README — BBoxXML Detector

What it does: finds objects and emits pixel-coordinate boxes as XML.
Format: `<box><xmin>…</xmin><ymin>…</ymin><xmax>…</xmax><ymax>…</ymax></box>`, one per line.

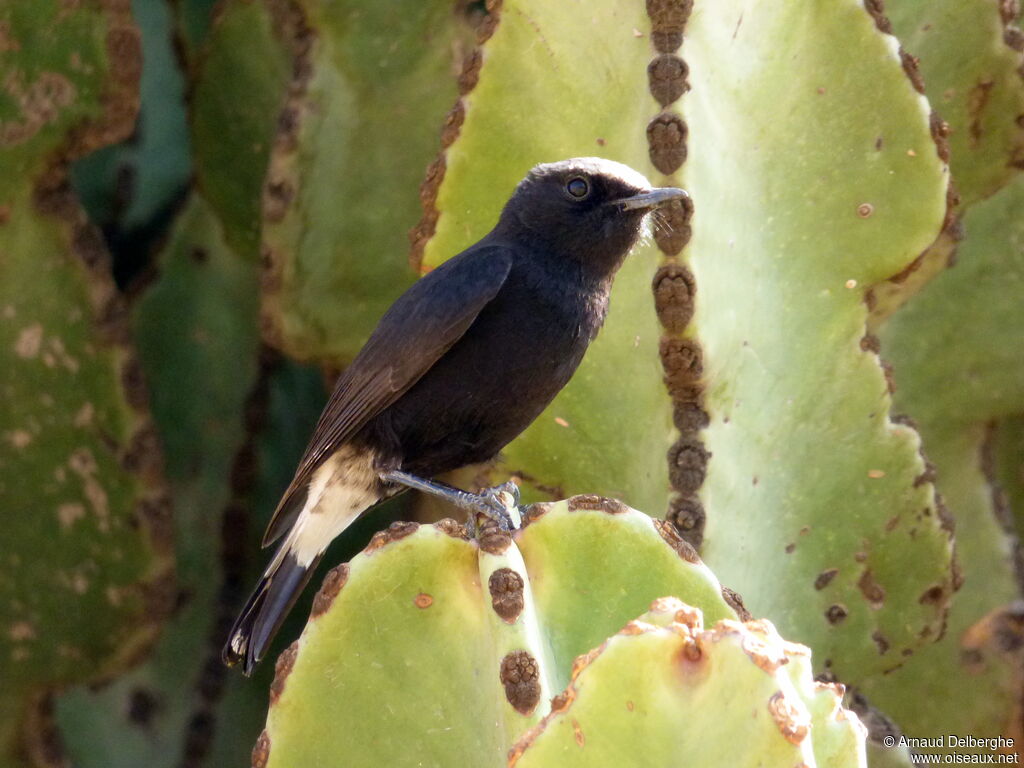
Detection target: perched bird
<box><xmin>224</xmin><ymin>157</ymin><xmax>688</xmax><ymax>674</ymax></box>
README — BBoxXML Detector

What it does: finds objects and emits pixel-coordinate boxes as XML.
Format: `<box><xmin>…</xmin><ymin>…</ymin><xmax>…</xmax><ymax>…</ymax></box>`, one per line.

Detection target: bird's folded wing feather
<box><xmin>261</xmin><ymin>245</ymin><xmax>514</xmax><ymax>546</ymax></box>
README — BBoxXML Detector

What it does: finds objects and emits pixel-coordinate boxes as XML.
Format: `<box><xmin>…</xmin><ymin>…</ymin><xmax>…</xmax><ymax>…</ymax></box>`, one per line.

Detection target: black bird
<box><xmin>224</xmin><ymin>157</ymin><xmax>688</xmax><ymax>674</ymax></box>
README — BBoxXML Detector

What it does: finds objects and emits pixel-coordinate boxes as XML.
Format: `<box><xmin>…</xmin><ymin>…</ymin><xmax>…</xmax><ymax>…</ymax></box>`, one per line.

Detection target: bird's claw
<box><xmin>491</xmin><ymin>480</ymin><xmax>521</xmax><ymax>506</ymax></box>
<box><xmin>473</xmin><ymin>482</ymin><xmax>520</xmax><ymax>532</ymax></box>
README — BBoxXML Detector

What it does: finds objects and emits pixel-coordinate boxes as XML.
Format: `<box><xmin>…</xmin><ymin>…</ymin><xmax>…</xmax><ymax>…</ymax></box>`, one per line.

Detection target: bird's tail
<box><xmin>222</xmin><ymin>544</ymin><xmax>324</xmax><ymax>676</ymax></box>
<box><xmin>224</xmin><ymin>447</ymin><xmax>384</xmax><ymax>674</ymax></box>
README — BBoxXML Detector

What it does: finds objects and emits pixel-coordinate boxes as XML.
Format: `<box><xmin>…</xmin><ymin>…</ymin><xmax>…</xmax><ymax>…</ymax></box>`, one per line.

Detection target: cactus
<box><xmin>844</xmin><ymin>0</ymin><xmax>1024</xmax><ymax>756</ymax></box>
<box><xmin>672</xmin><ymin>0</ymin><xmax>957</xmax><ymax>685</ymax></box>
<box><xmin>70</xmin><ymin>0</ymin><xmax>192</xmax><ymax>271</ymax></box>
<box><xmin>53</xmin><ymin>0</ymin><xmax>292</xmax><ymax>763</ymax></box>
<box><xmin>855</xmin><ymin>170</ymin><xmax>1024</xmax><ymax>759</ymax></box>
<box><xmin>0</xmin><ymin>0</ymin><xmax>174</xmax><ymax>763</ymax></box>
<box><xmin>4</xmin><ymin>0</ymin><xmax>1024</xmax><ymax>764</ymax></box>
<box><xmin>257</xmin><ymin>498</ymin><xmax>759</xmax><ymax>766</ymax></box>
<box><xmin>886</xmin><ymin>0</ymin><xmax>1024</xmax><ymax>207</ymax></box>
<box><xmin>54</xmin><ymin>193</ymin><xmax>263</xmax><ymax>767</ymax></box>
<box><xmin>996</xmin><ymin>414</ymin><xmax>1024</xmax><ymax>538</ymax></box>
<box><xmin>509</xmin><ymin>598</ymin><xmax>865</xmax><ymax>768</ymax></box>
<box><xmin>258</xmin><ymin>0</ymin><xmax>477</xmax><ymax>364</ymax></box>
<box><xmin>866</xmin><ymin>0</ymin><xmax>1024</xmax><ymax>322</ymax></box>
<box><xmin>190</xmin><ymin>0</ymin><xmax>290</xmax><ymax>254</ymax></box>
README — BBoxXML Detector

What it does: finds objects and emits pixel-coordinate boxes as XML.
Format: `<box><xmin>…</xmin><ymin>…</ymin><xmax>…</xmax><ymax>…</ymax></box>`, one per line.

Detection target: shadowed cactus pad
<box><xmin>257</xmin><ymin>498</ymin><xmax>749</xmax><ymax>766</ymax></box>
<box><xmin>0</xmin><ymin>0</ymin><xmax>174</xmax><ymax>762</ymax></box>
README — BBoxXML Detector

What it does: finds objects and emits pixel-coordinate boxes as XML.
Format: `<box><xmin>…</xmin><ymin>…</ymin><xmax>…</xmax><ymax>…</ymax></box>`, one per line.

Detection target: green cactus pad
<box><xmin>0</xmin><ymin>0</ymin><xmax>173</xmax><ymax>761</ymax></box>
<box><xmin>259</xmin><ymin>0</ymin><xmax>475</xmax><ymax>364</ymax></box>
<box><xmin>416</xmin><ymin>0</ymin><xmax>673</xmax><ymax>515</ymax></box>
<box><xmin>681</xmin><ymin>0</ymin><xmax>955</xmax><ymax>681</ymax></box>
<box><xmin>868</xmin><ymin>0</ymin><xmax>1024</xmax><ymax>323</ymax></box>
<box><xmin>0</xmin><ymin>0</ymin><xmax>138</xmax><ymax>195</ymax></box>
<box><xmin>190</xmin><ymin>0</ymin><xmax>290</xmax><ymax>255</ymax></box>
<box><xmin>886</xmin><ymin>0</ymin><xmax>1024</xmax><ymax>207</ymax></box>
<box><xmin>509</xmin><ymin>598</ymin><xmax>866</xmax><ymax>768</ymax></box>
<box><xmin>517</xmin><ymin>499</ymin><xmax>737</xmax><ymax>682</ymax></box>
<box><xmin>855</xmin><ymin>425</ymin><xmax>1022</xmax><ymax>761</ymax></box>
<box><xmin>260</xmin><ymin>499</ymin><xmax>740</xmax><ymax>766</ymax></box>
<box><xmin>855</xmin><ymin>167</ymin><xmax>1024</xmax><ymax>758</ymax></box>
<box><xmin>54</xmin><ymin>192</ymin><xmax>262</xmax><ymax>767</ymax></box>
<box><xmin>0</xmin><ymin>195</ymin><xmax>173</xmax><ymax>764</ymax></box>
<box><xmin>879</xmin><ymin>174</ymin><xmax>1024</xmax><ymax>429</ymax></box>
<box><xmin>54</xmin><ymin>0</ymin><xmax>292</xmax><ymax>754</ymax></box>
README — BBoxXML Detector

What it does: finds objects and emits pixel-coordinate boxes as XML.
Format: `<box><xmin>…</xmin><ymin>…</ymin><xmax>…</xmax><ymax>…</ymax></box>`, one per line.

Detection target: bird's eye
<box><xmin>566</xmin><ymin>177</ymin><xmax>590</xmax><ymax>199</ymax></box>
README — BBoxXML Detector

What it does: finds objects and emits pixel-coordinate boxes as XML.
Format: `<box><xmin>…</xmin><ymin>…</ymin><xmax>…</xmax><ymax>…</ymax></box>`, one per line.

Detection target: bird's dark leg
<box><xmin>379</xmin><ymin>470</ymin><xmax>517</xmax><ymax>531</ymax></box>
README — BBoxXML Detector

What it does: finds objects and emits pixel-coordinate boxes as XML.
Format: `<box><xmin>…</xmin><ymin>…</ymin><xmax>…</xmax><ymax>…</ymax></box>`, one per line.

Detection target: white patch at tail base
<box><xmin>282</xmin><ymin>446</ymin><xmax>380</xmax><ymax>567</ymax></box>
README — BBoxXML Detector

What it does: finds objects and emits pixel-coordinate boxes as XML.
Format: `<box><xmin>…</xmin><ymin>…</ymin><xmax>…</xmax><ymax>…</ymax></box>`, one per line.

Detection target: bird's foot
<box><xmin>489</xmin><ymin>480</ymin><xmax>521</xmax><ymax>508</ymax></box>
<box><xmin>379</xmin><ymin>469</ymin><xmax>520</xmax><ymax>532</ymax></box>
<box><xmin>472</xmin><ymin>482</ymin><xmax>520</xmax><ymax>532</ymax></box>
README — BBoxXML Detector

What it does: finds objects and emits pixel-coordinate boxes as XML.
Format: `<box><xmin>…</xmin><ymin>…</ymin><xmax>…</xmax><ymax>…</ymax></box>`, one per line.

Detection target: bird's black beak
<box><xmin>616</xmin><ymin>187</ymin><xmax>689</xmax><ymax>211</ymax></box>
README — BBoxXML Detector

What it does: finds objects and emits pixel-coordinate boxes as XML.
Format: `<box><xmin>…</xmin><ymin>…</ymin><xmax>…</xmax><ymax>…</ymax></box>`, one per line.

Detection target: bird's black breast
<box><xmin>366</xmin><ymin>252</ymin><xmax>609</xmax><ymax>477</ymax></box>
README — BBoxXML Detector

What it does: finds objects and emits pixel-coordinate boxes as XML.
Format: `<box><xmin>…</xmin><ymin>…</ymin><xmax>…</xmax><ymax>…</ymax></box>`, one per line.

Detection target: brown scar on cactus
<box><xmin>918</xmin><ymin>584</ymin><xmax>945</xmax><ymax>605</ymax></box>
<box><xmin>19</xmin><ymin>693</ymin><xmax>67</xmax><ymax>768</ymax></box>
<box><xmin>647</xmin><ymin>111</ymin><xmax>688</xmax><ymax>175</ymax></box>
<box><xmin>872</xmin><ymin>630</ymin><xmax>891</xmax><ymax>654</ymax></box>
<box><xmin>433</xmin><ymin>517</ymin><xmax>470</xmax><ymax>540</ymax></box>
<box><xmin>646</xmin><ymin>0</ymin><xmax>693</xmax><ymax>53</ymax></box>
<box><xmin>364</xmin><ymin>521</ymin><xmax>420</xmax><ymax>553</ymax></box>
<box><xmin>311</xmin><ymin>563</ymin><xmax>349</xmax><ymax>618</ymax></box>
<box><xmin>767</xmin><ymin>690</ymin><xmax>811</xmax><ymax>745</ymax></box>
<box><xmin>660</xmin><ymin>337</ymin><xmax>703</xmax><ymax>394</ymax></box>
<box><xmin>488</xmin><ymin>567</ymin><xmax>525</xmax><ymax>622</ymax></box>
<box><xmin>667</xmin><ymin>494</ymin><xmax>705</xmax><ymax>549</ymax></box>
<box><xmin>667</xmin><ymin>438</ymin><xmax>709</xmax><ymax>495</ymax></box>
<box><xmin>520</xmin><ymin>501</ymin><xmax>557</xmax><ymax>527</ymax></box>
<box><xmin>653</xmin><ymin>518</ymin><xmax>701</xmax><ymax>564</ymax></box>
<box><xmin>673</xmin><ymin>401</ymin><xmax>709</xmax><ymax>432</ymax></box>
<box><xmin>815</xmin><ymin>569</ymin><xmax>839</xmax><ymax>590</ymax></box>
<box><xmin>648</xmin><ymin>53</ymin><xmax>689</xmax><ymax>107</ymax></box>
<box><xmin>857</xmin><ymin>569</ymin><xmax>886</xmax><ymax>608</ymax></box>
<box><xmin>251</xmin><ymin>730</ymin><xmax>271</xmax><ymax>768</ymax></box>
<box><xmin>269</xmin><ymin>641</ymin><xmax>298</xmax><ymax>705</ymax></box>
<box><xmin>477</xmin><ymin>515</ymin><xmax>513</xmax><ymax>555</ymax></box>
<box><xmin>721</xmin><ymin>586</ymin><xmax>753</xmax><ymax>621</ymax></box>
<box><xmin>826</xmin><ymin>604</ymin><xmax>849</xmax><ymax>625</ymax></box>
<box><xmin>652</xmin><ymin>196</ymin><xmax>693</xmax><ymax>255</ymax></box>
<box><xmin>967</xmin><ymin>80</ymin><xmax>995</xmax><ymax>147</ymax></box>
<box><xmin>565</xmin><ymin>494</ymin><xmax>627</xmax><ymax>514</ymax></box>
<box><xmin>500</xmin><ymin>650</ymin><xmax>542</xmax><ymax>715</ymax></box>
<box><xmin>652</xmin><ymin>263</ymin><xmax>695</xmax><ymax>333</ymax></box>
<box><xmin>899</xmin><ymin>49</ymin><xmax>926</xmax><ymax>95</ymax></box>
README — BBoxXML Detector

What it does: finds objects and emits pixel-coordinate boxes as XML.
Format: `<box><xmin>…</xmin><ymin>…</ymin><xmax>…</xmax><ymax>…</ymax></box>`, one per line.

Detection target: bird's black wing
<box><xmin>261</xmin><ymin>245</ymin><xmax>513</xmax><ymax>546</ymax></box>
